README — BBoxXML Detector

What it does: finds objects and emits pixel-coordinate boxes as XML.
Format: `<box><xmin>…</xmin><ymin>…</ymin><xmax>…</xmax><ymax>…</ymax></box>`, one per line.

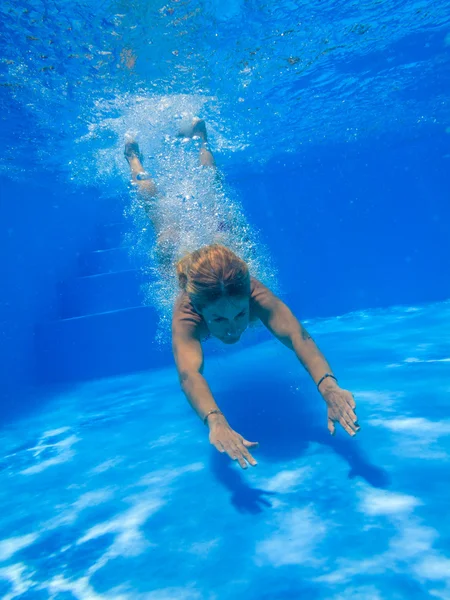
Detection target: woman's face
<box><xmin>201</xmin><ymin>295</ymin><xmax>250</xmax><ymax>344</ymax></box>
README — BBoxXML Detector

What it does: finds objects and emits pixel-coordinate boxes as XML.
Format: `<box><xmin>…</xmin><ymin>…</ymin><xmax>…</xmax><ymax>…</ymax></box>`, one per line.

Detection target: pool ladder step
<box><xmin>35</xmin><ymin>306</ymin><xmax>168</xmax><ymax>384</ymax></box>
<box><xmin>79</xmin><ymin>246</ymin><xmax>135</xmax><ymax>276</ymax></box>
<box><xmin>60</xmin><ymin>269</ymin><xmax>147</xmax><ymax>318</ymax></box>
<box><xmin>35</xmin><ymin>221</ymin><xmax>171</xmax><ymax>384</ymax></box>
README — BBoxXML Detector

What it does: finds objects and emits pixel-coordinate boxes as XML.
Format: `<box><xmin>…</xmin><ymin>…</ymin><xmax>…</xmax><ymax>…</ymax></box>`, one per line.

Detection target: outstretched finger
<box><xmin>242</xmin><ymin>439</ymin><xmax>259</xmax><ymax>448</ymax></box>
<box><xmin>235</xmin><ymin>452</ymin><xmax>249</xmax><ymax>469</ymax></box>
<box><xmin>232</xmin><ymin>443</ymin><xmax>252</xmax><ymax>469</ymax></box>
<box><xmin>328</xmin><ymin>417</ymin><xmax>336</xmax><ymax>436</ymax></box>
<box><xmin>348</xmin><ymin>393</ymin><xmax>356</xmax><ymax>410</ymax></box>
<box><xmin>229</xmin><ymin>441</ymin><xmax>252</xmax><ymax>469</ymax></box>
<box><xmin>340</xmin><ymin>416</ymin><xmax>358</xmax><ymax>437</ymax></box>
<box><xmin>341</xmin><ymin>409</ymin><xmax>360</xmax><ymax>433</ymax></box>
<box><xmin>213</xmin><ymin>440</ymin><xmax>226</xmax><ymax>453</ymax></box>
<box><xmin>223</xmin><ymin>442</ymin><xmax>237</xmax><ymax>458</ymax></box>
<box><xmin>224</xmin><ymin>443</ymin><xmax>247</xmax><ymax>469</ymax></box>
<box><xmin>344</xmin><ymin>406</ymin><xmax>359</xmax><ymax>426</ymax></box>
<box><xmin>241</xmin><ymin>446</ymin><xmax>258</xmax><ymax>467</ymax></box>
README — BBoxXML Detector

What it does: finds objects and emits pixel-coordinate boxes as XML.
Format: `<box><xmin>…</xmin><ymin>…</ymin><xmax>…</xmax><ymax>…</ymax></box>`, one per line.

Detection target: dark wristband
<box><xmin>203</xmin><ymin>409</ymin><xmax>223</xmax><ymax>426</ymax></box>
<box><xmin>317</xmin><ymin>373</ymin><xmax>338</xmax><ymax>390</ymax></box>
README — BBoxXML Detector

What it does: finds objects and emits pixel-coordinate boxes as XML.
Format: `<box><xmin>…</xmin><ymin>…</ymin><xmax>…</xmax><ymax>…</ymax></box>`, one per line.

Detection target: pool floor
<box><xmin>1</xmin><ymin>302</ymin><xmax>449</xmax><ymax>599</ymax></box>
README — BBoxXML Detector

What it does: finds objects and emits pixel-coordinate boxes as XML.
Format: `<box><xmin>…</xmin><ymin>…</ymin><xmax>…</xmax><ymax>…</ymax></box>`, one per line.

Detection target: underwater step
<box><xmin>79</xmin><ymin>247</ymin><xmax>139</xmax><ymax>277</ymax></box>
<box><xmin>61</xmin><ymin>269</ymin><xmax>148</xmax><ymax>318</ymax></box>
<box><xmin>35</xmin><ymin>306</ymin><xmax>170</xmax><ymax>384</ymax></box>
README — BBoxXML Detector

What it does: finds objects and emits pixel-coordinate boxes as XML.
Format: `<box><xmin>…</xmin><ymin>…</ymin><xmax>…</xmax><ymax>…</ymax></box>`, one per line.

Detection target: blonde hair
<box><xmin>176</xmin><ymin>244</ymin><xmax>250</xmax><ymax>310</ymax></box>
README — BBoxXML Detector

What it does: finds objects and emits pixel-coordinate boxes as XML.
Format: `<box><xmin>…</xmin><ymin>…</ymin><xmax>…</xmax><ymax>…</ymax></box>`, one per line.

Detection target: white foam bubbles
<box><xmin>73</xmin><ymin>93</ymin><xmax>278</xmax><ymax>341</ymax></box>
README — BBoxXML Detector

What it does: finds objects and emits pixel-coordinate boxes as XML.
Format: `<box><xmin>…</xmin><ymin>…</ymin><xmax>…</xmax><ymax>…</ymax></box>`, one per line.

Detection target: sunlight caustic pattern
<box><xmin>0</xmin><ymin>302</ymin><xmax>449</xmax><ymax>598</ymax></box>
<box><xmin>1</xmin><ymin>0</ymin><xmax>449</xmax><ymax>178</ymax></box>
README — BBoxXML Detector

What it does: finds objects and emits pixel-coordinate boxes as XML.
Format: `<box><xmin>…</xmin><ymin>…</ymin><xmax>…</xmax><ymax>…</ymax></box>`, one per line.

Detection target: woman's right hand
<box><xmin>207</xmin><ymin>413</ymin><xmax>259</xmax><ymax>469</ymax></box>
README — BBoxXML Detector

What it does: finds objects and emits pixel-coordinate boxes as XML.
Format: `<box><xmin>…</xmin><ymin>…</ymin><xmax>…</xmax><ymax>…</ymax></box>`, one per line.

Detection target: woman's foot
<box><xmin>178</xmin><ymin>117</ymin><xmax>208</xmax><ymax>142</ymax></box>
<box><xmin>124</xmin><ymin>140</ymin><xmax>143</xmax><ymax>163</ymax></box>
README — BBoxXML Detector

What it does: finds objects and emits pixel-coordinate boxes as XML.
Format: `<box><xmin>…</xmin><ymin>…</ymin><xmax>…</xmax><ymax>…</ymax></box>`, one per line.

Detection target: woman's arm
<box><xmin>172</xmin><ymin>324</ymin><xmax>259</xmax><ymax>468</ymax></box>
<box><xmin>254</xmin><ymin>291</ymin><xmax>360</xmax><ymax>437</ymax></box>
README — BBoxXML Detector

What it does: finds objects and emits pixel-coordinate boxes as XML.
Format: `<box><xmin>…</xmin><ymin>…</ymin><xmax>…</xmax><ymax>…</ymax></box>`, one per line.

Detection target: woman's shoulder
<box><xmin>173</xmin><ymin>292</ymin><xmax>202</xmax><ymax>323</ymax></box>
<box><xmin>250</xmin><ymin>276</ymin><xmax>275</xmax><ymax>301</ymax></box>
<box><xmin>173</xmin><ymin>292</ymin><xmax>208</xmax><ymax>338</ymax></box>
<box><xmin>249</xmin><ymin>276</ymin><xmax>278</xmax><ymax>320</ymax></box>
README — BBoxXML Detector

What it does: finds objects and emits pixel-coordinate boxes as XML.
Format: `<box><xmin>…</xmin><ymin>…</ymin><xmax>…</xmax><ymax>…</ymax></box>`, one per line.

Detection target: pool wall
<box><xmin>1</xmin><ymin>128</ymin><xmax>449</xmax><ymax>410</ymax></box>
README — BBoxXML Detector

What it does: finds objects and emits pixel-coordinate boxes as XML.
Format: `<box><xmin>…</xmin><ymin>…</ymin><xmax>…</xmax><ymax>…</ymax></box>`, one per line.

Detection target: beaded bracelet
<box><xmin>203</xmin><ymin>409</ymin><xmax>223</xmax><ymax>426</ymax></box>
<box><xmin>317</xmin><ymin>373</ymin><xmax>338</xmax><ymax>390</ymax></box>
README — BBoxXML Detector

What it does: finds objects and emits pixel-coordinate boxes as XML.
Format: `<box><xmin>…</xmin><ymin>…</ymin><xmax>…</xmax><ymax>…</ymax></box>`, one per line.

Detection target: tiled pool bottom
<box><xmin>1</xmin><ymin>302</ymin><xmax>449</xmax><ymax>600</ymax></box>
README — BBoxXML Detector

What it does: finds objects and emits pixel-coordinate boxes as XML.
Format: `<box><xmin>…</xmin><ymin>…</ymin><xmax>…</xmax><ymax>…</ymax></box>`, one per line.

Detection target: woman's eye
<box><xmin>237</xmin><ymin>311</ymin><xmax>246</xmax><ymax>318</ymax></box>
<box><xmin>214</xmin><ymin>317</ymin><xmax>226</xmax><ymax>323</ymax></box>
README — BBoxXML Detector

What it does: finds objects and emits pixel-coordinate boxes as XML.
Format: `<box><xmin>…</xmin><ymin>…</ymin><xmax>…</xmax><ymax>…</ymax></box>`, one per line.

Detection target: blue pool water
<box><xmin>1</xmin><ymin>0</ymin><xmax>450</xmax><ymax>598</ymax></box>
<box><xmin>1</xmin><ymin>302</ymin><xmax>450</xmax><ymax>598</ymax></box>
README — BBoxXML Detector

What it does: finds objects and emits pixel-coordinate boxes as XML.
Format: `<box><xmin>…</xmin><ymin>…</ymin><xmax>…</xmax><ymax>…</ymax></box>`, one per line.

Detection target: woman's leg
<box><xmin>194</xmin><ymin>119</ymin><xmax>216</xmax><ymax>168</ymax></box>
<box><xmin>124</xmin><ymin>141</ymin><xmax>159</xmax><ymax>224</ymax></box>
<box><xmin>181</xmin><ymin>118</ymin><xmax>216</xmax><ymax>169</ymax></box>
<box><xmin>125</xmin><ymin>140</ymin><xmax>176</xmax><ymax>267</ymax></box>
<box><xmin>125</xmin><ymin>121</ymin><xmax>226</xmax><ymax>269</ymax></box>
<box><xmin>184</xmin><ymin>119</ymin><xmax>235</xmax><ymax>237</ymax></box>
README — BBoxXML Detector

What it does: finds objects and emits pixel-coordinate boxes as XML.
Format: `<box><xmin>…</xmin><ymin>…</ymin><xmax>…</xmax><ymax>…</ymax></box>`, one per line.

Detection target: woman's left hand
<box><xmin>320</xmin><ymin>383</ymin><xmax>360</xmax><ymax>437</ymax></box>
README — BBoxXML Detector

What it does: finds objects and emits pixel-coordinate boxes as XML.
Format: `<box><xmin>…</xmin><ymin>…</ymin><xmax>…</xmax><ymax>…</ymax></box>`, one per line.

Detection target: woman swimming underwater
<box><xmin>125</xmin><ymin>118</ymin><xmax>360</xmax><ymax>470</ymax></box>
